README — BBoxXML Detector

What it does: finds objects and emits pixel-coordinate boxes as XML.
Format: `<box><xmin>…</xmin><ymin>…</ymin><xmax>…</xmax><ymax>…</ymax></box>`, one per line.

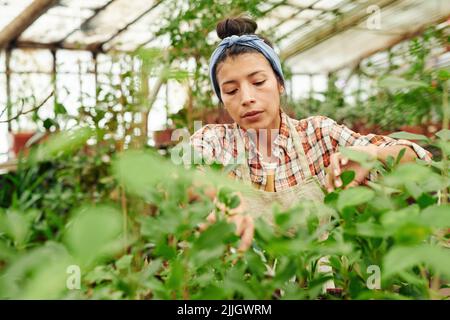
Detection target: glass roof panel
<box><xmin>276</xmin><ymin>18</ymin><xmax>308</xmax><ymax>36</ymax></box>
<box><xmin>256</xmin><ymin>1</ymin><xmax>284</xmax><ymax>13</ymax></box>
<box><xmin>269</xmin><ymin>5</ymin><xmax>302</xmax><ymax>20</ymax></box>
<box><xmin>104</xmin><ymin>2</ymin><xmax>166</xmax><ymax>52</ymax></box>
<box><xmin>356</xmin><ymin>0</ymin><xmax>450</xmax><ymax>34</ymax></box>
<box><xmin>286</xmin><ymin>29</ymin><xmax>398</xmax><ymax>73</ymax></box>
<box><xmin>297</xmin><ymin>9</ymin><xmax>322</xmax><ymax>20</ymax></box>
<box><xmin>258</xmin><ymin>17</ymin><xmax>282</xmax><ymax>31</ymax></box>
<box><xmin>313</xmin><ymin>0</ymin><xmax>345</xmax><ymax>11</ymax></box>
<box><xmin>287</xmin><ymin>0</ymin><xmax>319</xmax><ymax>8</ymax></box>
<box><xmin>59</xmin><ymin>0</ymin><xmax>112</xmax><ymax>10</ymax></box>
<box><xmin>19</xmin><ymin>5</ymin><xmax>94</xmax><ymax>43</ymax></box>
<box><xmin>278</xmin><ymin>18</ymin><xmax>326</xmax><ymax>51</ymax></box>
<box><xmin>64</xmin><ymin>0</ymin><xmax>158</xmax><ymax>46</ymax></box>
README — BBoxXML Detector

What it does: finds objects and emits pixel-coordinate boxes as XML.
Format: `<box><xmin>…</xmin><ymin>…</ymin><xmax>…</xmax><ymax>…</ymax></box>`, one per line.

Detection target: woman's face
<box><xmin>216</xmin><ymin>52</ymin><xmax>284</xmax><ymax>131</ymax></box>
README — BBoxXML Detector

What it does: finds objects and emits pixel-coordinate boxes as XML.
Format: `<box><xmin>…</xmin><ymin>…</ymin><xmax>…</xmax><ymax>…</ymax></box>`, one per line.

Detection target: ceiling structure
<box><xmin>0</xmin><ymin>0</ymin><xmax>448</xmax><ymax>74</ymax></box>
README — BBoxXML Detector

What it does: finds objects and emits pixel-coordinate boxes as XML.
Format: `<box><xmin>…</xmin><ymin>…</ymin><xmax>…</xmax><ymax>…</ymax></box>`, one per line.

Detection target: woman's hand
<box><xmin>198</xmin><ymin>193</ymin><xmax>254</xmax><ymax>252</ymax></box>
<box><xmin>325</xmin><ymin>145</ymin><xmax>378</xmax><ymax>192</ymax></box>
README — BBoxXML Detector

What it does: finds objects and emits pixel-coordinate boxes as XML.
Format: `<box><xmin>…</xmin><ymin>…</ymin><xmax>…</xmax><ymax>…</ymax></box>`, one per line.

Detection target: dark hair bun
<box><xmin>216</xmin><ymin>16</ymin><xmax>257</xmax><ymax>40</ymax></box>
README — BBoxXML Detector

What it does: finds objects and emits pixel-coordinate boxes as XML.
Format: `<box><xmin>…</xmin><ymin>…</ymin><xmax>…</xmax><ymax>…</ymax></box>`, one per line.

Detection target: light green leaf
<box><xmin>388</xmin><ymin>131</ymin><xmax>430</xmax><ymax>142</ymax></box>
<box><xmin>383</xmin><ymin>163</ymin><xmax>434</xmax><ymax>186</ymax></box>
<box><xmin>0</xmin><ymin>209</ymin><xmax>38</xmax><ymax>247</ymax></box>
<box><xmin>112</xmin><ymin>150</ymin><xmax>248</xmax><ymax>199</ymax></box>
<box><xmin>436</xmin><ymin>129</ymin><xmax>450</xmax><ymax>141</ymax></box>
<box><xmin>384</xmin><ymin>245</ymin><xmax>450</xmax><ymax>279</ymax></box>
<box><xmin>115</xmin><ymin>254</ymin><xmax>133</xmax><ymax>270</ymax></box>
<box><xmin>337</xmin><ymin>187</ymin><xmax>375</xmax><ymax>211</ymax></box>
<box><xmin>419</xmin><ymin>204</ymin><xmax>450</xmax><ymax>228</ymax></box>
<box><xmin>339</xmin><ymin>147</ymin><xmax>376</xmax><ymax>169</ymax></box>
<box><xmin>30</xmin><ymin>127</ymin><xmax>93</xmax><ymax>162</ymax></box>
<box><xmin>0</xmin><ymin>242</ymin><xmax>73</xmax><ymax>299</ymax></box>
<box><xmin>64</xmin><ymin>205</ymin><xmax>124</xmax><ymax>267</ymax></box>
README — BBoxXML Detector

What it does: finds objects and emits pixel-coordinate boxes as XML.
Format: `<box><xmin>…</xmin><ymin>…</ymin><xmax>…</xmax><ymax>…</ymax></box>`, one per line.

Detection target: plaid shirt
<box><xmin>190</xmin><ymin>112</ymin><xmax>433</xmax><ymax>191</ymax></box>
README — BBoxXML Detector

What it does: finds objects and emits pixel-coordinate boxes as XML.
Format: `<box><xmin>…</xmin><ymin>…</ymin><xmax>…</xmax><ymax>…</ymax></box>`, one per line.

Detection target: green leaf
<box><xmin>223</xmin><ymin>265</ymin><xmax>257</xmax><ymax>299</ymax></box>
<box><xmin>394</xmin><ymin>223</ymin><xmax>431</xmax><ymax>245</ymax></box>
<box><xmin>191</xmin><ymin>245</ymin><xmax>226</xmax><ymax>269</ymax></box>
<box><xmin>112</xmin><ymin>150</ymin><xmax>247</xmax><ymax>199</ymax></box>
<box><xmin>0</xmin><ymin>211</ymin><xmax>29</xmax><ymax>247</ymax></box>
<box><xmin>384</xmin><ymin>245</ymin><xmax>450</xmax><ymax>280</ymax></box>
<box><xmin>54</xmin><ymin>102</ymin><xmax>68</xmax><ymax>115</ymax></box>
<box><xmin>339</xmin><ymin>147</ymin><xmax>376</xmax><ymax>169</ymax></box>
<box><xmin>354</xmin><ymin>222</ymin><xmax>389</xmax><ymax>238</ymax></box>
<box><xmin>153</xmin><ymin>241</ymin><xmax>177</xmax><ymax>260</ymax></box>
<box><xmin>404</xmin><ymin>181</ymin><xmax>423</xmax><ymax>199</ymax></box>
<box><xmin>437</xmin><ymin>69</ymin><xmax>450</xmax><ymax>81</ymax></box>
<box><xmin>30</xmin><ymin>127</ymin><xmax>93</xmax><ymax>162</ymax></box>
<box><xmin>0</xmin><ymin>242</ymin><xmax>73</xmax><ymax>299</ymax></box>
<box><xmin>115</xmin><ymin>254</ymin><xmax>133</xmax><ymax>270</ymax></box>
<box><xmin>166</xmin><ymin>259</ymin><xmax>185</xmax><ymax>291</ymax></box>
<box><xmin>395</xmin><ymin>148</ymin><xmax>407</xmax><ymax>166</ymax></box>
<box><xmin>381</xmin><ymin>205</ymin><xmax>420</xmax><ymax>228</ymax></box>
<box><xmin>436</xmin><ymin>129</ymin><xmax>450</xmax><ymax>141</ymax></box>
<box><xmin>192</xmin><ymin>220</ymin><xmax>235</xmax><ymax>251</ymax></box>
<box><xmin>419</xmin><ymin>204</ymin><xmax>450</xmax><ymax>228</ymax></box>
<box><xmin>0</xmin><ymin>209</ymin><xmax>38</xmax><ymax>247</ymax></box>
<box><xmin>85</xmin><ymin>265</ymin><xmax>115</xmax><ymax>284</ymax></box>
<box><xmin>64</xmin><ymin>205</ymin><xmax>124</xmax><ymax>267</ymax></box>
<box><xmin>43</xmin><ymin>118</ymin><xmax>56</xmax><ymax>130</ymax></box>
<box><xmin>337</xmin><ymin>187</ymin><xmax>375</xmax><ymax>211</ymax></box>
<box><xmin>388</xmin><ymin>131</ymin><xmax>430</xmax><ymax>142</ymax></box>
<box><xmin>341</xmin><ymin>170</ymin><xmax>355</xmax><ymax>187</ymax></box>
<box><xmin>383</xmin><ymin>163</ymin><xmax>434</xmax><ymax>186</ymax></box>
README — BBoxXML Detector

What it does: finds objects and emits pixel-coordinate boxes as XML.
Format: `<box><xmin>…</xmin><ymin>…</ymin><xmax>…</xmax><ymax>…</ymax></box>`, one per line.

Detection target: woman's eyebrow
<box><xmin>221</xmin><ymin>70</ymin><xmax>266</xmax><ymax>86</ymax></box>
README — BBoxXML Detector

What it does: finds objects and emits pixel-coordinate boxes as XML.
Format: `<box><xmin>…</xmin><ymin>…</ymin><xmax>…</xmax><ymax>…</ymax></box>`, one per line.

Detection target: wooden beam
<box><xmin>280</xmin><ymin>0</ymin><xmax>400</xmax><ymax>60</ymax></box>
<box><xmin>13</xmin><ymin>40</ymin><xmax>134</xmax><ymax>54</ymax></box>
<box><xmin>13</xmin><ymin>40</ymin><xmax>93</xmax><ymax>52</ymax></box>
<box><xmin>0</xmin><ymin>0</ymin><xmax>58</xmax><ymax>49</ymax></box>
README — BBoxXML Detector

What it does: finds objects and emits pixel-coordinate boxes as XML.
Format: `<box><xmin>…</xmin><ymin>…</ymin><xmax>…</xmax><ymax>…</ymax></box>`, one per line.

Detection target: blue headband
<box><xmin>209</xmin><ymin>34</ymin><xmax>284</xmax><ymax>101</ymax></box>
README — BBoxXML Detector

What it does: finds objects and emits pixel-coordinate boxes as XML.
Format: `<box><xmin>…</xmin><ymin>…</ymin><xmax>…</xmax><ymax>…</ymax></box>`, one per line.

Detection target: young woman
<box><xmin>190</xmin><ymin>17</ymin><xmax>432</xmax><ymax>252</ymax></box>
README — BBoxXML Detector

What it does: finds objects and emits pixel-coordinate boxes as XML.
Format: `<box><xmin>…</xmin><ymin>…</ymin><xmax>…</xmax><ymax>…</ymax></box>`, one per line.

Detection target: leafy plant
<box><xmin>0</xmin><ymin>122</ymin><xmax>448</xmax><ymax>300</ymax></box>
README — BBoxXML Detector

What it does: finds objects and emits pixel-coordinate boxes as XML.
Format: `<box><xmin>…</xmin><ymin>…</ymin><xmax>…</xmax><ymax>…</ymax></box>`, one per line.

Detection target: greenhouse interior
<box><xmin>0</xmin><ymin>0</ymin><xmax>449</xmax><ymax>301</ymax></box>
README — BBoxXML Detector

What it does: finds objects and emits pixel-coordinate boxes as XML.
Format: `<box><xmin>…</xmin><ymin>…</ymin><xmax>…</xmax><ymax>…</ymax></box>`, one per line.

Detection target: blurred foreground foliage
<box><xmin>0</xmin><ymin>124</ymin><xmax>448</xmax><ymax>300</ymax></box>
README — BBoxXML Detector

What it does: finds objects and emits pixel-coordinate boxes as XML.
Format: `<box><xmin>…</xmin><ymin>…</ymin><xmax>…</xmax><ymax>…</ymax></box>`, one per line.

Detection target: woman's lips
<box><xmin>241</xmin><ymin>110</ymin><xmax>264</xmax><ymax>121</ymax></box>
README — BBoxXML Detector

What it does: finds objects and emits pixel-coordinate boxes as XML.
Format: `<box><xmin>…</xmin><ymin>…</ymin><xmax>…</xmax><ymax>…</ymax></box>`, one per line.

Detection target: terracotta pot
<box><xmin>153</xmin><ymin>128</ymin><xmax>175</xmax><ymax>148</ymax></box>
<box><xmin>11</xmin><ymin>131</ymin><xmax>36</xmax><ymax>157</ymax></box>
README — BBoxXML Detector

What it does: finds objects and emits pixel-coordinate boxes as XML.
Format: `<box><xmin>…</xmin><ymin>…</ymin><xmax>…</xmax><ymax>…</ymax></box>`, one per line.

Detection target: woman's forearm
<box><xmin>375</xmin><ymin>145</ymin><xmax>418</xmax><ymax>164</ymax></box>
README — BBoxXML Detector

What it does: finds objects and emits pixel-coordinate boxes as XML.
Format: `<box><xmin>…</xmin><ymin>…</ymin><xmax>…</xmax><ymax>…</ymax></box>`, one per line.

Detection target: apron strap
<box><xmin>234</xmin><ymin>124</ymin><xmax>253</xmax><ymax>186</ymax></box>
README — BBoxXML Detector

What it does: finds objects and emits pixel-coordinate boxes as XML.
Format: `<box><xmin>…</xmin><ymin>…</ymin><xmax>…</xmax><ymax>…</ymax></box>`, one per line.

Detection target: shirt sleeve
<box><xmin>314</xmin><ymin>116</ymin><xmax>433</xmax><ymax>184</ymax></box>
<box><xmin>319</xmin><ymin>116</ymin><xmax>433</xmax><ymax>162</ymax></box>
<box><xmin>189</xmin><ymin>124</ymin><xmax>224</xmax><ymax>166</ymax></box>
